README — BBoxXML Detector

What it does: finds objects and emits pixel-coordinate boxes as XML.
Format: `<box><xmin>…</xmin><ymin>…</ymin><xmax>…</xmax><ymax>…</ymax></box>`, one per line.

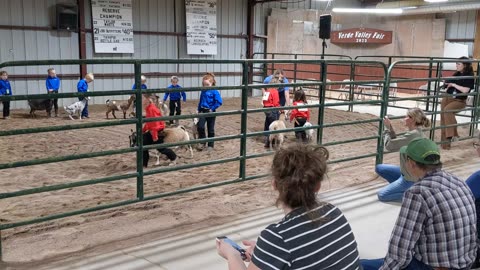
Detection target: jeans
<box><xmin>361</xmin><ymin>258</ymin><xmax>434</xmax><ymax>270</ymax></box>
<box><xmin>2</xmin><ymin>101</ymin><xmax>10</xmax><ymax>117</ymax></box>
<box><xmin>376</xmin><ymin>164</ymin><xmax>414</xmax><ymax>202</ymax></box>
<box><xmin>79</xmin><ymin>97</ymin><xmax>88</xmax><ymax>117</ymax></box>
<box><xmin>264</xmin><ymin>110</ymin><xmax>279</xmax><ymax>146</ymax></box>
<box><xmin>169</xmin><ymin>99</ymin><xmax>181</xmax><ymax>124</ymax></box>
<box><xmin>198</xmin><ymin>109</ymin><xmax>216</xmax><ymax>148</ymax></box>
<box><xmin>49</xmin><ymin>90</ymin><xmax>59</xmax><ymax>116</ymax></box>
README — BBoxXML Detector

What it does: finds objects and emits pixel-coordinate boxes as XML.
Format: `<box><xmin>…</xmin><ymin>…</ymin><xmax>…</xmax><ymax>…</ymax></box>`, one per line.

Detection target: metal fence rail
<box><xmin>0</xmin><ymin>57</ymin><xmax>477</xmax><ymax>261</ymax></box>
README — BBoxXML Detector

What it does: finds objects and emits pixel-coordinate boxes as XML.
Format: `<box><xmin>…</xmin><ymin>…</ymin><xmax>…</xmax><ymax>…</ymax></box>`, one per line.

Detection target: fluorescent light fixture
<box><xmin>332</xmin><ymin>8</ymin><xmax>403</xmax><ymax>14</ymax></box>
<box><xmin>424</xmin><ymin>0</ymin><xmax>448</xmax><ymax>2</ymax></box>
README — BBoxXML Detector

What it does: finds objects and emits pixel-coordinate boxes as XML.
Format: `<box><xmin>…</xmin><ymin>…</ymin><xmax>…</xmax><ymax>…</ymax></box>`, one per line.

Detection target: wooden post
<box><xmin>78</xmin><ymin>0</ymin><xmax>87</xmax><ymax>78</ymax></box>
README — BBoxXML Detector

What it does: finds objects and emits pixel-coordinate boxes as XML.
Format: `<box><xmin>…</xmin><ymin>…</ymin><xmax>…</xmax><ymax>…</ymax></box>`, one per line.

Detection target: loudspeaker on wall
<box><xmin>319</xmin><ymin>14</ymin><xmax>332</xmax><ymax>39</ymax></box>
<box><xmin>56</xmin><ymin>4</ymin><xmax>78</xmax><ymax>31</ymax></box>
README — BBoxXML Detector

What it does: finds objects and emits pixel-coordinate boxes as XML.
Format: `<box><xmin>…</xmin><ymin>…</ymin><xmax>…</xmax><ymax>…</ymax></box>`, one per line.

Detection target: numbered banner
<box><xmin>91</xmin><ymin>0</ymin><xmax>134</xmax><ymax>54</ymax></box>
<box><xmin>185</xmin><ymin>0</ymin><xmax>217</xmax><ymax>55</ymax></box>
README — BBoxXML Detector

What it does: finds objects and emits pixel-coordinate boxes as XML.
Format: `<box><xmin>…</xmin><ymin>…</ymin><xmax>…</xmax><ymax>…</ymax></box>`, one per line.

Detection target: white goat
<box><xmin>106</xmin><ymin>94</ymin><xmax>135</xmax><ymax>119</ymax></box>
<box><xmin>186</xmin><ymin>113</ymin><xmax>199</xmax><ymax>140</ymax></box>
<box><xmin>303</xmin><ymin>121</ymin><xmax>314</xmax><ymax>143</ymax></box>
<box><xmin>268</xmin><ymin>111</ymin><xmax>287</xmax><ymax>150</ymax></box>
<box><xmin>64</xmin><ymin>97</ymin><xmax>90</xmax><ymax>120</ymax></box>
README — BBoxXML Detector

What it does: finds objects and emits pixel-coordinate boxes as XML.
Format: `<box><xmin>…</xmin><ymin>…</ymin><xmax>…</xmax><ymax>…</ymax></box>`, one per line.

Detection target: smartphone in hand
<box><xmin>217</xmin><ymin>236</ymin><xmax>247</xmax><ymax>260</ymax></box>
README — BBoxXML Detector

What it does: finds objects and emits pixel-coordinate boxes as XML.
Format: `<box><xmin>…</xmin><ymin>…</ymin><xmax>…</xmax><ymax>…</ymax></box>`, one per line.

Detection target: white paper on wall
<box><xmin>186</xmin><ymin>0</ymin><xmax>217</xmax><ymax>55</ymax></box>
<box><xmin>443</xmin><ymin>41</ymin><xmax>469</xmax><ymax>70</ymax></box>
<box><xmin>91</xmin><ymin>0</ymin><xmax>134</xmax><ymax>54</ymax></box>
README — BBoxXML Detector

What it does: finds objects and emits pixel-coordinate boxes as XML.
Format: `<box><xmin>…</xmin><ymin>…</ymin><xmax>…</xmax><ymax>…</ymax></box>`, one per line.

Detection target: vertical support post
<box><xmin>0</xmin><ymin>229</ymin><xmax>3</xmax><ymax>262</ymax></box>
<box><xmin>134</xmin><ymin>62</ymin><xmax>144</xmax><ymax>200</ymax></box>
<box><xmin>470</xmin><ymin>61</ymin><xmax>480</xmax><ymax>135</ymax></box>
<box><xmin>271</xmin><ymin>54</ymin><xmax>275</xmax><ymax>75</ymax></box>
<box><xmin>348</xmin><ymin>62</ymin><xmax>355</xmax><ymax>112</ymax></box>
<box><xmin>429</xmin><ymin>61</ymin><xmax>443</xmax><ymax>141</ymax></box>
<box><xmin>426</xmin><ymin>59</ymin><xmax>434</xmax><ymax>112</ymax></box>
<box><xmin>376</xmin><ymin>64</ymin><xmax>390</xmax><ymax>165</ymax></box>
<box><xmin>246</xmin><ymin>0</ymin><xmax>255</xmax><ymax>94</ymax></box>
<box><xmin>316</xmin><ymin>60</ymin><xmax>327</xmax><ymax>145</ymax></box>
<box><xmin>239</xmin><ymin>62</ymin><xmax>249</xmax><ymax>181</ymax></box>
<box><xmin>77</xmin><ymin>0</ymin><xmax>87</xmax><ymax>77</ymax></box>
<box><xmin>293</xmin><ymin>54</ymin><xmax>298</xmax><ymax>91</ymax></box>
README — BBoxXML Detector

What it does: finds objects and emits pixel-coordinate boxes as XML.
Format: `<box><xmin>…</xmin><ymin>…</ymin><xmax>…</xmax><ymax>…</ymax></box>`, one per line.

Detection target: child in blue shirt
<box><xmin>0</xmin><ymin>70</ymin><xmax>12</xmax><ymax>119</ymax></box>
<box><xmin>77</xmin><ymin>73</ymin><xmax>94</xmax><ymax>118</ymax></box>
<box><xmin>197</xmin><ymin>73</ymin><xmax>222</xmax><ymax>151</ymax></box>
<box><xmin>163</xmin><ymin>76</ymin><xmax>186</xmax><ymax>125</ymax></box>
<box><xmin>46</xmin><ymin>68</ymin><xmax>61</xmax><ymax>117</ymax></box>
<box><xmin>131</xmin><ymin>75</ymin><xmax>147</xmax><ymax>116</ymax></box>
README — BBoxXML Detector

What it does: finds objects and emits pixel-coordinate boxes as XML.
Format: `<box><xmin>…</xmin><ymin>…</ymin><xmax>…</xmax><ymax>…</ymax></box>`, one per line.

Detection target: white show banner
<box><xmin>91</xmin><ymin>0</ymin><xmax>134</xmax><ymax>54</ymax></box>
<box><xmin>186</xmin><ymin>0</ymin><xmax>217</xmax><ymax>55</ymax></box>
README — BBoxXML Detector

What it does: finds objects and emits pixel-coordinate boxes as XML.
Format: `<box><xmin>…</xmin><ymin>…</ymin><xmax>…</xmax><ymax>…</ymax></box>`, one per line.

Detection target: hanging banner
<box><xmin>186</xmin><ymin>0</ymin><xmax>217</xmax><ymax>55</ymax></box>
<box><xmin>91</xmin><ymin>0</ymin><xmax>134</xmax><ymax>54</ymax></box>
<box><xmin>331</xmin><ymin>28</ymin><xmax>392</xmax><ymax>45</ymax></box>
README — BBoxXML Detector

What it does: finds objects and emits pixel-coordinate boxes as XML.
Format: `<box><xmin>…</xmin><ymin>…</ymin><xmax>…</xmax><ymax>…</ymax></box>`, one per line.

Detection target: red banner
<box><xmin>331</xmin><ymin>28</ymin><xmax>392</xmax><ymax>44</ymax></box>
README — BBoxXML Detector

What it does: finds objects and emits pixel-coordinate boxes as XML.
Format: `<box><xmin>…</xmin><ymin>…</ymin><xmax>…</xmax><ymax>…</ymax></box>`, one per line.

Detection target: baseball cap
<box><xmin>400</xmin><ymin>137</ymin><xmax>440</xmax><ymax>165</ymax></box>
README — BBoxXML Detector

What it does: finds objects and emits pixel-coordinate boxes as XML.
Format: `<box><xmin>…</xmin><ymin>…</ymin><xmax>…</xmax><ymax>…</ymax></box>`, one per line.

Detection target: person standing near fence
<box><xmin>197</xmin><ymin>73</ymin><xmax>222</xmax><ymax>152</ymax></box>
<box><xmin>263</xmin><ymin>69</ymin><xmax>290</xmax><ymax>107</ymax></box>
<box><xmin>77</xmin><ymin>73</ymin><xmax>94</xmax><ymax>119</ymax></box>
<box><xmin>376</xmin><ymin>108</ymin><xmax>430</xmax><ymax>202</ymax></box>
<box><xmin>262</xmin><ymin>76</ymin><xmax>281</xmax><ymax>148</ymax></box>
<box><xmin>131</xmin><ymin>75</ymin><xmax>147</xmax><ymax>117</ymax></box>
<box><xmin>163</xmin><ymin>76</ymin><xmax>186</xmax><ymax>125</ymax></box>
<box><xmin>290</xmin><ymin>88</ymin><xmax>310</xmax><ymax>143</ymax></box>
<box><xmin>440</xmin><ymin>56</ymin><xmax>475</xmax><ymax>150</ymax></box>
<box><xmin>0</xmin><ymin>70</ymin><xmax>12</xmax><ymax>119</ymax></box>
<box><xmin>46</xmin><ymin>68</ymin><xmax>61</xmax><ymax>117</ymax></box>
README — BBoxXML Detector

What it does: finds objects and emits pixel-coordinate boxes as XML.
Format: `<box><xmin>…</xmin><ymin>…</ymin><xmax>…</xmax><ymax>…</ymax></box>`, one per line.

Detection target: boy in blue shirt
<box><xmin>0</xmin><ymin>70</ymin><xmax>12</xmax><ymax>119</ymax></box>
<box><xmin>46</xmin><ymin>68</ymin><xmax>61</xmax><ymax>117</ymax></box>
<box><xmin>77</xmin><ymin>73</ymin><xmax>94</xmax><ymax>118</ymax></box>
<box><xmin>163</xmin><ymin>76</ymin><xmax>186</xmax><ymax>125</ymax></box>
<box><xmin>197</xmin><ymin>73</ymin><xmax>222</xmax><ymax>151</ymax></box>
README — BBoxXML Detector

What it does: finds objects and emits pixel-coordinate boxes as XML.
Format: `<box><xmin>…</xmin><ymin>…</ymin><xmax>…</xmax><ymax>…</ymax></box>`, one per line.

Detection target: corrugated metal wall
<box><xmin>0</xmin><ymin>0</ymin><xmax>250</xmax><ymax>109</ymax></box>
<box><xmin>444</xmin><ymin>10</ymin><xmax>476</xmax><ymax>57</ymax></box>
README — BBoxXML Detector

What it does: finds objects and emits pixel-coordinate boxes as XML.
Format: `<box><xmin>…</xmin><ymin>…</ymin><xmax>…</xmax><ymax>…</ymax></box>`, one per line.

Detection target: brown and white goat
<box><xmin>268</xmin><ymin>111</ymin><xmax>287</xmax><ymax>150</ymax></box>
<box><xmin>106</xmin><ymin>94</ymin><xmax>135</xmax><ymax>119</ymax></box>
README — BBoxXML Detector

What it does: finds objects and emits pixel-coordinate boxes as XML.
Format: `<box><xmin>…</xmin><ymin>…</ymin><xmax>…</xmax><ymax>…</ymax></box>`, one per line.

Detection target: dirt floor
<box><xmin>0</xmin><ymin>96</ymin><xmax>475</xmax><ymax>265</ymax></box>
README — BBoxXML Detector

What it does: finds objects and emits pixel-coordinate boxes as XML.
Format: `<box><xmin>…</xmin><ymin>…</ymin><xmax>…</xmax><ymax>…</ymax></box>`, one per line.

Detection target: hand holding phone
<box><xmin>216</xmin><ymin>236</ymin><xmax>247</xmax><ymax>261</ymax></box>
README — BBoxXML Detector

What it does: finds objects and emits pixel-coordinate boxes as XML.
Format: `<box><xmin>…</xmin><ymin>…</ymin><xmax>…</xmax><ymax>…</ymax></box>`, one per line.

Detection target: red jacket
<box><xmin>290</xmin><ymin>101</ymin><xmax>310</xmax><ymax>121</ymax></box>
<box><xmin>142</xmin><ymin>103</ymin><xmax>165</xmax><ymax>141</ymax></box>
<box><xmin>263</xmin><ymin>88</ymin><xmax>280</xmax><ymax>107</ymax></box>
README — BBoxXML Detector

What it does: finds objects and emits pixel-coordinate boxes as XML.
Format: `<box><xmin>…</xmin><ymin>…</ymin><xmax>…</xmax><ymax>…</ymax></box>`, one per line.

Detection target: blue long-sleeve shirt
<box><xmin>163</xmin><ymin>84</ymin><xmax>186</xmax><ymax>102</ymax></box>
<box><xmin>77</xmin><ymin>79</ymin><xmax>88</xmax><ymax>93</ymax></box>
<box><xmin>46</xmin><ymin>76</ymin><xmax>61</xmax><ymax>92</ymax></box>
<box><xmin>263</xmin><ymin>75</ymin><xmax>289</xmax><ymax>93</ymax></box>
<box><xmin>197</xmin><ymin>89</ymin><xmax>222</xmax><ymax>112</ymax></box>
<box><xmin>131</xmin><ymin>83</ymin><xmax>147</xmax><ymax>90</ymax></box>
<box><xmin>0</xmin><ymin>79</ymin><xmax>12</xmax><ymax>96</ymax></box>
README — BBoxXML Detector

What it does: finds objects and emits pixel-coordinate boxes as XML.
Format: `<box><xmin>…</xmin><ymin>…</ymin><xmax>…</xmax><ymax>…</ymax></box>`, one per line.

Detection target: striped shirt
<box><xmin>251</xmin><ymin>203</ymin><xmax>361</xmax><ymax>270</ymax></box>
<box><xmin>381</xmin><ymin>169</ymin><xmax>477</xmax><ymax>270</ymax></box>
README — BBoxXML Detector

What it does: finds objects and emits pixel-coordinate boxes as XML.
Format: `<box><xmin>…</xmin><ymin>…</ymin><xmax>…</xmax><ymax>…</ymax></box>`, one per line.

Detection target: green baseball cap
<box><xmin>400</xmin><ymin>137</ymin><xmax>441</xmax><ymax>165</ymax></box>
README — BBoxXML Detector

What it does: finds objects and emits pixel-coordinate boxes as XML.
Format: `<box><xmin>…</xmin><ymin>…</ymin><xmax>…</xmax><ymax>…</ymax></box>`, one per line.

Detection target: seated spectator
<box><xmin>376</xmin><ymin>108</ymin><xmax>430</xmax><ymax>202</ymax></box>
<box><xmin>361</xmin><ymin>138</ymin><xmax>477</xmax><ymax>270</ymax></box>
<box><xmin>216</xmin><ymin>144</ymin><xmax>361</xmax><ymax>270</ymax></box>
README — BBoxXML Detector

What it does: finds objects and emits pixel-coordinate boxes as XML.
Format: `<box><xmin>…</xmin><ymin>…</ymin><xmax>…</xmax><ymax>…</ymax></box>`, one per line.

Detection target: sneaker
<box><xmin>4</xmin><ymin>116</ymin><xmax>9</xmax><ymax>119</ymax></box>
<box><xmin>451</xmin><ymin>136</ymin><xmax>459</xmax><ymax>142</ymax></box>
<box><xmin>207</xmin><ymin>146</ymin><xmax>214</xmax><ymax>152</ymax></box>
<box><xmin>168</xmin><ymin>159</ymin><xmax>177</xmax><ymax>166</ymax></box>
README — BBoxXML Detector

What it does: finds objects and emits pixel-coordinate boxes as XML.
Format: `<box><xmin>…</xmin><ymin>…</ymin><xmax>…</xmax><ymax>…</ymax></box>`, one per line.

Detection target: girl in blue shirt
<box><xmin>46</xmin><ymin>68</ymin><xmax>61</xmax><ymax>117</ymax></box>
<box><xmin>0</xmin><ymin>70</ymin><xmax>12</xmax><ymax>119</ymax></box>
<box><xmin>197</xmin><ymin>73</ymin><xmax>222</xmax><ymax>151</ymax></box>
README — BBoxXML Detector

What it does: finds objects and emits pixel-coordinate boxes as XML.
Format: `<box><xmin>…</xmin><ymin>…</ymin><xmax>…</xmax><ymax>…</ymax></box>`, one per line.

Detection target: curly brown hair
<box><xmin>272</xmin><ymin>144</ymin><xmax>329</xmax><ymax>211</ymax></box>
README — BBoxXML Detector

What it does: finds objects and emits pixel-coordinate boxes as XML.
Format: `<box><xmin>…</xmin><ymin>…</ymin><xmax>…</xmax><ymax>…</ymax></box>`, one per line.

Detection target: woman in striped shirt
<box><xmin>216</xmin><ymin>144</ymin><xmax>361</xmax><ymax>270</ymax></box>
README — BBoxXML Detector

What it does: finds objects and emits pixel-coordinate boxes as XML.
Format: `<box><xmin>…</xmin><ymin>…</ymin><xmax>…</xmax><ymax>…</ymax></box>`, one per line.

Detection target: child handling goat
<box><xmin>263</xmin><ymin>75</ymin><xmax>281</xmax><ymax>148</ymax></box>
<box><xmin>141</xmin><ymin>95</ymin><xmax>177</xmax><ymax>167</ymax></box>
<box><xmin>76</xmin><ymin>73</ymin><xmax>94</xmax><ymax>118</ymax></box>
<box><xmin>290</xmin><ymin>88</ymin><xmax>310</xmax><ymax>143</ymax></box>
<box><xmin>163</xmin><ymin>76</ymin><xmax>186</xmax><ymax>126</ymax></box>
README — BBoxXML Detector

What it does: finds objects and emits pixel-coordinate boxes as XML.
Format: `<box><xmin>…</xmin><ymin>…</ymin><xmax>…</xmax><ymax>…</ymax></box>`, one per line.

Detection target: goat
<box><xmin>106</xmin><ymin>94</ymin><xmax>135</xmax><ymax>119</ymax></box>
<box><xmin>28</xmin><ymin>99</ymin><xmax>53</xmax><ymax>118</ymax></box>
<box><xmin>186</xmin><ymin>112</ymin><xmax>199</xmax><ymax>140</ymax></box>
<box><xmin>160</xmin><ymin>126</ymin><xmax>194</xmax><ymax>158</ymax></box>
<box><xmin>129</xmin><ymin>94</ymin><xmax>169</xmax><ymax>118</ymax></box>
<box><xmin>64</xmin><ymin>97</ymin><xmax>89</xmax><ymax>120</ymax></box>
<box><xmin>268</xmin><ymin>111</ymin><xmax>287</xmax><ymax>150</ymax></box>
<box><xmin>303</xmin><ymin>121</ymin><xmax>314</xmax><ymax>143</ymax></box>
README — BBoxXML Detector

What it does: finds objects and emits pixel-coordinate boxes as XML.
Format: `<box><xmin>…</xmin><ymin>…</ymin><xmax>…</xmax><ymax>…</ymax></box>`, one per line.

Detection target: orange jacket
<box><xmin>290</xmin><ymin>101</ymin><xmax>310</xmax><ymax>121</ymax></box>
<box><xmin>142</xmin><ymin>103</ymin><xmax>165</xmax><ymax>141</ymax></box>
<box><xmin>263</xmin><ymin>88</ymin><xmax>280</xmax><ymax>107</ymax></box>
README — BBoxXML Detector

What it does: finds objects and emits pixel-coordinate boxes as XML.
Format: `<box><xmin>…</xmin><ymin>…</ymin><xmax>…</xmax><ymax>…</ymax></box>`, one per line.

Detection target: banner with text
<box><xmin>331</xmin><ymin>28</ymin><xmax>392</xmax><ymax>45</ymax></box>
<box><xmin>91</xmin><ymin>0</ymin><xmax>134</xmax><ymax>54</ymax></box>
<box><xmin>186</xmin><ymin>0</ymin><xmax>217</xmax><ymax>55</ymax></box>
